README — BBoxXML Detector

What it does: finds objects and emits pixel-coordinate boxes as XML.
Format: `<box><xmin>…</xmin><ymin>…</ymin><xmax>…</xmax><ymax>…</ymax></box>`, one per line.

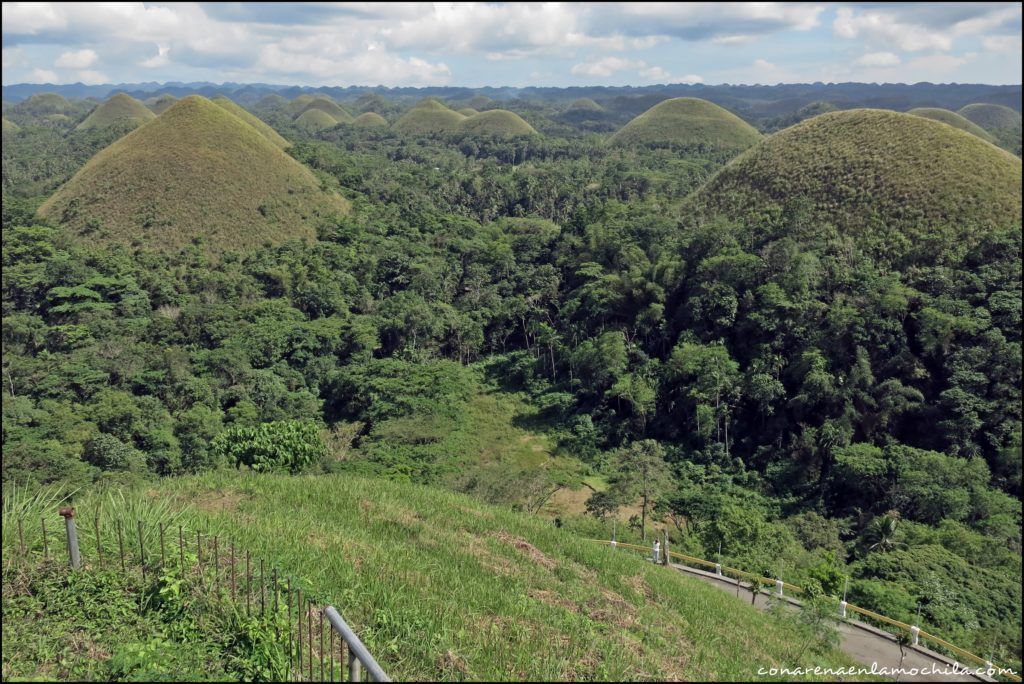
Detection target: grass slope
<box><xmin>465</xmin><ymin>95</ymin><xmax>493</xmax><ymax>109</ymax></box>
<box><xmin>352</xmin><ymin>112</ymin><xmax>389</xmax><ymax>127</ymax></box>
<box><xmin>2</xmin><ymin>117</ymin><xmax>19</xmax><ymax>134</ymax></box>
<box><xmin>144</xmin><ymin>93</ymin><xmax>178</xmax><ymax>115</ymax></box>
<box><xmin>298</xmin><ymin>98</ymin><xmax>354</xmax><ymax>124</ymax></box>
<box><xmin>609</xmin><ymin>97</ymin><xmax>762</xmax><ymax>155</ymax></box>
<box><xmin>211</xmin><ymin>96</ymin><xmax>290</xmax><ymax>148</ymax></box>
<box><xmin>686</xmin><ymin>109</ymin><xmax>1022</xmax><ymax>259</ymax></box>
<box><xmin>566</xmin><ymin>98</ymin><xmax>604</xmax><ymax>112</ymax></box>
<box><xmin>907</xmin><ymin>107</ymin><xmax>995</xmax><ymax>142</ymax></box>
<box><xmin>286</xmin><ymin>94</ymin><xmax>316</xmax><ymax>115</ymax></box>
<box><xmin>294</xmin><ymin>108</ymin><xmax>339</xmax><ymax>132</ymax></box>
<box><xmin>38</xmin><ymin>95</ymin><xmax>348</xmax><ymax>254</ymax></box>
<box><xmin>957</xmin><ymin>103</ymin><xmax>1022</xmax><ymax>131</ymax></box>
<box><xmin>150</xmin><ymin>472</ymin><xmax>862</xmax><ymax>681</ymax></box>
<box><xmin>457</xmin><ymin>108</ymin><xmax>479</xmax><ymax>116</ymax></box>
<box><xmin>256</xmin><ymin>93</ymin><xmax>289</xmax><ymax>110</ymax></box>
<box><xmin>393</xmin><ymin>99</ymin><xmax>466</xmax><ymax>135</ymax></box>
<box><xmin>458</xmin><ymin>110</ymin><xmax>538</xmax><ymax>137</ymax></box>
<box><xmin>75</xmin><ymin>94</ymin><xmax>155</xmax><ymax>132</ymax></box>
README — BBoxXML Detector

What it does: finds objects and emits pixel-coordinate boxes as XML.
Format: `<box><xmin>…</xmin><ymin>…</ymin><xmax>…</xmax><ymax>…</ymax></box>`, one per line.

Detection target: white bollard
<box><xmin>610</xmin><ymin>540</ymin><xmax>617</xmax><ymax>548</ymax></box>
<box><xmin>652</xmin><ymin>540</ymin><xmax>661</xmax><ymax>564</ymax></box>
<box><xmin>838</xmin><ymin>600</ymin><xmax>847</xmax><ymax>618</ymax></box>
<box><xmin>910</xmin><ymin>625</ymin><xmax>920</xmax><ymax>646</ymax></box>
<box><xmin>775</xmin><ymin>579</ymin><xmax>784</xmax><ymax>596</ymax></box>
<box><xmin>715</xmin><ymin>563</ymin><xmax>722</xmax><ymax>576</ymax></box>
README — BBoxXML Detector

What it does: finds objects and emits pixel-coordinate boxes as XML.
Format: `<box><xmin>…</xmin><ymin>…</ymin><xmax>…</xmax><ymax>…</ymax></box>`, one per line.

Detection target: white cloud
<box><xmin>76</xmin><ymin>69</ymin><xmax>108</xmax><ymax>85</ymax></box>
<box><xmin>855</xmin><ymin>52</ymin><xmax>901</xmax><ymax>68</ymax></box>
<box><xmin>982</xmin><ymin>35</ymin><xmax>1022</xmax><ymax>55</ymax></box>
<box><xmin>833</xmin><ymin>5</ymin><xmax>1021</xmax><ymax>53</ymax></box>
<box><xmin>571</xmin><ymin>56</ymin><xmax>644</xmax><ymax>78</ymax></box>
<box><xmin>639</xmin><ymin>65</ymin><xmax>670</xmax><ymax>81</ymax></box>
<box><xmin>834</xmin><ymin>8</ymin><xmax>951</xmax><ymax>52</ymax></box>
<box><xmin>679</xmin><ymin>74</ymin><xmax>704</xmax><ymax>84</ymax></box>
<box><xmin>28</xmin><ymin>68</ymin><xmax>59</xmax><ymax>83</ymax></box>
<box><xmin>2</xmin><ymin>47</ymin><xmax>25</xmax><ymax>69</ymax></box>
<box><xmin>54</xmin><ymin>48</ymin><xmax>97</xmax><ymax>69</ymax></box>
<box><xmin>256</xmin><ymin>41</ymin><xmax>451</xmax><ymax>86</ymax></box>
<box><xmin>712</xmin><ymin>35</ymin><xmax>754</xmax><ymax>45</ymax></box>
<box><xmin>141</xmin><ymin>45</ymin><xmax>171</xmax><ymax>68</ymax></box>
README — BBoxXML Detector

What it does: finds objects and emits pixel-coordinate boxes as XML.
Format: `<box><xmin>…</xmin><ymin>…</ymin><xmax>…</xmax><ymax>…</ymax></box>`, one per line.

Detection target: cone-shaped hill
<box><xmin>75</xmin><ymin>94</ymin><xmax>156</xmax><ymax>132</ymax></box>
<box><xmin>465</xmin><ymin>95</ymin><xmax>492</xmax><ymax>110</ymax></box>
<box><xmin>12</xmin><ymin>92</ymin><xmax>71</xmax><ymax>116</ymax></box>
<box><xmin>38</xmin><ymin>96</ymin><xmax>348</xmax><ymax>254</ymax></box>
<box><xmin>145</xmin><ymin>94</ymin><xmax>178</xmax><ymax>114</ymax></box>
<box><xmin>211</xmin><ymin>96</ymin><xmax>290</xmax><ymax>148</ymax></box>
<box><xmin>907</xmin><ymin>107</ymin><xmax>994</xmax><ymax>142</ymax></box>
<box><xmin>610</xmin><ymin>97</ymin><xmax>762</xmax><ymax>155</ymax></box>
<box><xmin>958</xmin><ymin>103</ymin><xmax>1022</xmax><ymax>132</ymax></box>
<box><xmin>256</xmin><ymin>93</ymin><xmax>289</xmax><ymax>110</ymax></box>
<box><xmin>352</xmin><ymin>112</ymin><xmax>388</xmax><ymax>128</ymax></box>
<box><xmin>685</xmin><ymin>109</ymin><xmax>1021</xmax><ymax>262</ymax></box>
<box><xmin>286</xmin><ymin>94</ymin><xmax>317</xmax><ymax>115</ymax></box>
<box><xmin>298</xmin><ymin>98</ymin><xmax>354</xmax><ymax>124</ymax></box>
<box><xmin>566</xmin><ymin>98</ymin><xmax>604</xmax><ymax>112</ymax></box>
<box><xmin>458</xmin><ymin>109</ymin><xmax>538</xmax><ymax>137</ymax></box>
<box><xmin>392</xmin><ymin>99</ymin><xmax>466</xmax><ymax>134</ymax></box>
<box><xmin>295</xmin><ymin>108</ymin><xmax>339</xmax><ymax>132</ymax></box>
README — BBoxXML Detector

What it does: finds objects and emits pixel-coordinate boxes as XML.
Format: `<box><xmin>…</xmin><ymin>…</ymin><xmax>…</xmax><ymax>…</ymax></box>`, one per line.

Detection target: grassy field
<box><xmin>609</xmin><ymin>97</ymin><xmax>762</xmax><ymax>155</ymax></box>
<box><xmin>211</xmin><ymin>96</ymin><xmax>291</xmax><ymax>148</ymax></box>
<box><xmin>906</xmin><ymin>107</ymin><xmax>995</xmax><ymax>142</ymax></box>
<box><xmin>458</xmin><ymin>110</ymin><xmax>538</xmax><ymax>137</ymax></box>
<box><xmin>75</xmin><ymin>94</ymin><xmax>155</xmax><ymax>132</ymax></box>
<box><xmin>38</xmin><ymin>95</ymin><xmax>349</xmax><ymax>254</ymax></box>
<box><xmin>3</xmin><ymin>474</ymin><xmax>870</xmax><ymax>681</ymax></box>
<box><xmin>686</xmin><ymin>109</ymin><xmax>1022</xmax><ymax>263</ymax></box>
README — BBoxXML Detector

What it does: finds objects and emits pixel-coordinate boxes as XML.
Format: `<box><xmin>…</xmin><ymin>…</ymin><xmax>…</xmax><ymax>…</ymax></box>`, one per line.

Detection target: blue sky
<box><xmin>2</xmin><ymin>2</ymin><xmax>1021</xmax><ymax>87</ymax></box>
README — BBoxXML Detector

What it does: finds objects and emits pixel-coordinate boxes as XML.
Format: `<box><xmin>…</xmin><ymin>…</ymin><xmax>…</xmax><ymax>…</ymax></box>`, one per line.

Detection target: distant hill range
<box><xmin>4</xmin><ymin>82</ymin><xmax>1020</xmax><ymax>125</ymax></box>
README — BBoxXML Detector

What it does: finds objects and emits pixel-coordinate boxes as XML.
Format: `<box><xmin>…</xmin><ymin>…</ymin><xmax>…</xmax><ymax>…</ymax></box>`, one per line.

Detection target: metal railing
<box><xmin>4</xmin><ymin>507</ymin><xmax>390</xmax><ymax>682</ymax></box>
<box><xmin>592</xmin><ymin>538</ymin><xmax>1021</xmax><ymax>682</ymax></box>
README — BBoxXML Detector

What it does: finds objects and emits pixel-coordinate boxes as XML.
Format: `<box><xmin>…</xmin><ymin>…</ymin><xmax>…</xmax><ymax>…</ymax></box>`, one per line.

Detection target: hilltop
<box><xmin>686</xmin><ymin>109</ymin><xmax>1022</xmax><ymax>262</ymax></box>
<box><xmin>137</xmin><ymin>472</ymin><xmax>858</xmax><ymax>681</ymax></box>
<box><xmin>609</xmin><ymin>97</ymin><xmax>762</xmax><ymax>156</ymax></box>
<box><xmin>393</xmin><ymin>99</ymin><xmax>466</xmax><ymax>134</ymax></box>
<box><xmin>10</xmin><ymin>92</ymin><xmax>71</xmax><ymax>116</ymax></box>
<box><xmin>352</xmin><ymin>111</ymin><xmax>388</xmax><ymax>127</ymax></box>
<box><xmin>37</xmin><ymin>95</ymin><xmax>348</xmax><ymax>253</ymax></box>
<box><xmin>211</xmin><ymin>96</ymin><xmax>290</xmax><ymax>148</ymax></box>
<box><xmin>286</xmin><ymin>94</ymin><xmax>317</xmax><ymax>115</ymax></box>
<box><xmin>458</xmin><ymin>107</ymin><xmax>479</xmax><ymax>116</ymax></box>
<box><xmin>907</xmin><ymin>107</ymin><xmax>995</xmax><ymax>142</ymax></box>
<box><xmin>74</xmin><ymin>93</ymin><xmax>155</xmax><ymax>132</ymax></box>
<box><xmin>298</xmin><ymin>97</ymin><xmax>354</xmax><ymax>124</ymax></box>
<box><xmin>144</xmin><ymin>93</ymin><xmax>178</xmax><ymax>114</ymax></box>
<box><xmin>294</xmin><ymin>107</ymin><xmax>339</xmax><ymax>132</ymax></box>
<box><xmin>566</xmin><ymin>98</ymin><xmax>604</xmax><ymax>112</ymax></box>
<box><xmin>458</xmin><ymin>109</ymin><xmax>538</xmax><ymax>137</ymax></box>
<box><xmin>959</xmin><ymin>103</ymin><xmax>1023</xmax><ymax>154</ymax></box>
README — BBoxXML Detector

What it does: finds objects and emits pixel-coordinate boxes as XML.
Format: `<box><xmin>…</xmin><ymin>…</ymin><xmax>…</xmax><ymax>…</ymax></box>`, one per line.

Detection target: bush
<box><xmin>211</xmin><ymin>420</ymin><xmax>326</xmax><ymax>473</ymax></box>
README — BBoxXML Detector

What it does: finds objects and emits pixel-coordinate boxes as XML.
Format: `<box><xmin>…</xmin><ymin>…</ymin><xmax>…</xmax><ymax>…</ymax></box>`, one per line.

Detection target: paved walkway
<box><xmin>668</xmin><ymin>562</ymin><xmax>993</xmax><ymax>682</ymax></box>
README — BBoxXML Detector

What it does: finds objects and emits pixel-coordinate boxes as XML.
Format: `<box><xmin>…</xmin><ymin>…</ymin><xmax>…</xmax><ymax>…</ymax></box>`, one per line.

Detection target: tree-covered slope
<box><xmin>37</xmin><ymin>95</ymin><xmax>348</xmax><ymax>253</ymax></box>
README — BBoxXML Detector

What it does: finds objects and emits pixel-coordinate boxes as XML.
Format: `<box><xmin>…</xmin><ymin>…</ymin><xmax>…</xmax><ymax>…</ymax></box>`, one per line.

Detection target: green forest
<box><xmin>2</xmin><ymin>87</ymin><xmax>1022</xmax><ymax>674</ymax></box>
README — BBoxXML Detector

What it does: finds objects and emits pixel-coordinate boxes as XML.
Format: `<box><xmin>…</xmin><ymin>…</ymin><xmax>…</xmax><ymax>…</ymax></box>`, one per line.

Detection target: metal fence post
<box><xmin>59</xmin><ymin>507</ymin><xmax>81</xmax><ymax>570</ymax></box>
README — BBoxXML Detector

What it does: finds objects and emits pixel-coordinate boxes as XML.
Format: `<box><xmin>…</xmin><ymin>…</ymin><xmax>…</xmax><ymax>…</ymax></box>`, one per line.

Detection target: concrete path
<box><xmin>668</xmin><ymin>562</ymin><xmax>994</xmax><ymax>682</ymax></box>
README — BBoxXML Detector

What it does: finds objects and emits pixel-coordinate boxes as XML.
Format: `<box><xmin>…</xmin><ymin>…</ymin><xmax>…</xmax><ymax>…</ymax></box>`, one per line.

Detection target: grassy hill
<box><xmin>2</xmin><ymin>116</ymin><xmax>19</xmax><ymax>135</ymax></box>
<box><xmin>352</xmin><ymin>111</ymin><xmax>389</xmax><ymax>127</ymax></box>
<box><xmin>69</xmin><ymin>472</ymin><xmax>860</xmax><ymax>681</ymax></box>
<box><xmin>906</xmin><ymin>107</ymin><xmax>995</xmax><ymax>142</ymax></box>
<box><xmin>37</xmin><ymin>95</ymin><xmax>348</xmax><ymax>254</ymax></box>
<box><xmin>465</xmin><ymin>95</ymin><xmax>493</xmax><ymax>110</ymax></box>
<box><xmin>958</xmin><ymin>103</ymin><xmax>1022</xmax><ymax>155</ymax></box>
<box><xmin>11</xmin><ymin>92</ymin><xmax>71</xmax><ymax>116</ymax></box>
<box><xmin>256</xmin><ymin>93</ymin><xmax>289</xmax><ymax>110</ymax></box>
<box><xmin>393</xmin><ymin>99</ymin><xmax>467</xmax><ymax>135</ymax></box>
<box><xmin>298</xmin><ymin>98</ymin><xmax>354</xmax><ymax>124</ymax></box>
<box><xmin>609</xmin><ymin>97</ymin><xmax>762</xmax><ymax>156</ymax></box>
<box><xmin>144</xmin><ymin>93</ymin><xmax>178</xmax><ymax>114</ymax></box>
<box><xmin>458</xmin><ymin>107</ymin><xmax>479</xmax><ymax>116</ymax></box>
<box><xmin>286</xmin><ymin>94</ymin><xmax>317</xmax><ymax>115</ymax></box>
<box><xmin>686</xmin><ymin>109</ymin><xmax>1022</xmax><ymax>262</ymax></box>
<box><xmin>74</xmin><ymin>94</ymin><xmax>155</xmax><ymax>132</ymax></box>
<box><xmin>211</xmin><ymin>95</ymin><xmax>290</xmax><ymax>148</ymax></box>
<box><xmin>294</xmin><ymin>108</ymin><xmax>339</xmax><ymax>132</ymax></box>
<box><xmin>458</xmin><ymin>110</ymin><xmax>538</xmax><ymax>137</ymax></box>
<box><xmin>566</xmin><ymin>98</ymin><xmax>604</xmax><ymax>112</ymax></box>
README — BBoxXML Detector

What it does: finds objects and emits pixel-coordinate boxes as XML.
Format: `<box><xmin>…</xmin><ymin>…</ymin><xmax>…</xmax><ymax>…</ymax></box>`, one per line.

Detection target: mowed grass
<box><xmin>75</xmin><ymin>94</ymin><xmax>155</xmax><ymax>132</ymax></box>
<box><xmin>211</xmin><ymin>96</ymin><xmax>291</xmax><ymax>148</ymax></box>
<box><xmin>609</xmin><ymin>97</ymin><xmax>762</xmax><ymax>155</ymax></box>
<box><xmin>687</xmin><ymin>109</ymin><xmax>1022</xmax><ymax>260</ymax></box>
<box><xmin>906</xmin><ymin>107</ymin><xmax>995</xmax><ymax>142</ymax></box>
<box><xmin>37</xmin><ymin>95</ymin><xmax>349</xmax><ymax>254</ymax></box>
<box><xmin>145</xmin><ymin>472</ymin><xmax>867</xmax><ymax>681</ymax></box>
<box><xmin>458</xmin><ymin>110</ymin><xmax>538</xmax><ymax>137</ymax></box>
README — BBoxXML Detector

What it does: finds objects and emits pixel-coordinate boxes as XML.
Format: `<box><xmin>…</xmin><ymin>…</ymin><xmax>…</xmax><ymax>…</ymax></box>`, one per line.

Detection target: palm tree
<box><xmin>864</xmin><ymin>511</ymin><xmax>904</xmax><ymax>553</ymax></box>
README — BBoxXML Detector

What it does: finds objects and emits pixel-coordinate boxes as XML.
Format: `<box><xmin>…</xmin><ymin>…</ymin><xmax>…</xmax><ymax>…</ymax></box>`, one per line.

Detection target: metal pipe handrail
<box><xmin>323</xmin><ymin>606</ymin><xmax>391</xmax><ymax>682</ymax></box>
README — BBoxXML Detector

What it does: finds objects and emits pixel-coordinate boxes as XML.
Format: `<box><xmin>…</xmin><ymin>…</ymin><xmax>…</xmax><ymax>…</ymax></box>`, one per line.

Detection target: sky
<box><xmin>1</xmin><ymin>2</ymin><xmax>1021</xmax><ymax>88</ymax></box>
